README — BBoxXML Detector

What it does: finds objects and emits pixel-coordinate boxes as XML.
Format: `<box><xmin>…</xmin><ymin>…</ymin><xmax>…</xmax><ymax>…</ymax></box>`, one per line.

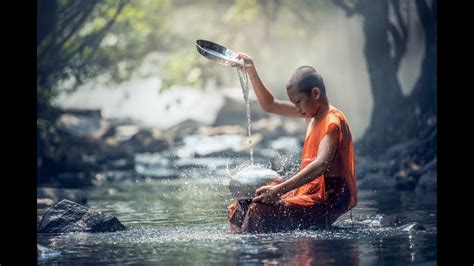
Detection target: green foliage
<box><xmin>161</xmin><ymin>48</ymin><xmax>227</xmax><ymax>92</ymax></box>
<box><xmin>224</xmin><ymin>0</ymin><xmax>261</xmax><ymax>23</ymax></box>
<box><xmin>162</xmin><ymin>49</ymin><xmax>203</xmax><ymax>91</ymax></box>
<box><xmin>37</xmin><ymin>0</ymin><xmax>172</xmax><ymax>106</ymax></box>
<box><xmin>37</xmin><ymin>0</ymin><xmax>332</xmax><ymax>106</ymax></box>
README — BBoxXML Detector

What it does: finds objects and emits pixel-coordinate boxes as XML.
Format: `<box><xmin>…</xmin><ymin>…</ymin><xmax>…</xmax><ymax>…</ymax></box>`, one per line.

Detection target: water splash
<box><xmin>236</xmin><ymin>65</ymin><xmax>253</xmax><ymax>165</ymax></box>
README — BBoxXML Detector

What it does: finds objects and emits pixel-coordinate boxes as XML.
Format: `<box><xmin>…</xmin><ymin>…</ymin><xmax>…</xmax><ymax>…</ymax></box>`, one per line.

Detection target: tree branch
<box><xmin>60</xmin><ymin>0</ymin><xmax>128</xmax><ymax>75</ymax></box>
<box><xmin>391</xmin><ymin>0</ymin><xmax>408</xmax><ymax>40</ymax></box>
<box><xmin>38</xmin><ymin>0</ymin><xmax>128</xmax><ymax>89</ymax></box>
<box><xmin>55</xmin><ymin>2</ymin><xmax>98</xmax><ymax>51</ymax></box>
<box><xmin>57</xmin><ymin>0</ymin><xmax>79</xmax><ymax>26</ymax></box>
<box><xmin>415</xmin><ymin>0</ymin><xmax>435</xmax><ymax>42</ymax></box>
<box><xmin>38</xmin><ymin>1</ymin><xmax>98</xmax><ymax>63</ymax></box>
<box><xmin>333</xmin><ymin>0</ymin><xmax>357</xmax><ymax>17</ymax></box>
<box><xmin>285</xmin><ymin>2</ymin><xmax>309</xmax><ymax>24</ymax></box>
<box><xmin>388</xmin><ymin>22</ymin><xmax>406</xmax><ymax>69</ymax></box>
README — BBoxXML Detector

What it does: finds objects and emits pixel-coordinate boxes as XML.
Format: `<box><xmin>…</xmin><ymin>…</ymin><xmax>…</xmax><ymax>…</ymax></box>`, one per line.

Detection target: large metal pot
<box><xmin>229</xmin><ymin>165</ymin><xmax>283</xmax><ymax>200</ymax></box>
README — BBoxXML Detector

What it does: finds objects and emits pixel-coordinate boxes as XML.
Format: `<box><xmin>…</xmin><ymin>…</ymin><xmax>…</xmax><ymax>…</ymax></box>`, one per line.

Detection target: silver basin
<box><xmin>196</xmin><ymin>39</ymin><xmax>243</xmax><ymax>67</ymax></box>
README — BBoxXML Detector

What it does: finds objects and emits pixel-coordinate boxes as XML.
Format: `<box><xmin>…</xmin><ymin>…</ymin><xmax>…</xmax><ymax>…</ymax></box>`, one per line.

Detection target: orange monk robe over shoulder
<box><xmin>282</xmin><ymin>106</ymin><xmax>357</xmax><ymax>211</ymax></box>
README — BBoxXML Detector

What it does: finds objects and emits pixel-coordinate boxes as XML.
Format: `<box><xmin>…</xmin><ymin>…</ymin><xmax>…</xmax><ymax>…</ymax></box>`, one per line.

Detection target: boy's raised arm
<box><xmin>236</xmin><ymin>53</ymin><xmax>304</xmax><ymax>118</ymax></box>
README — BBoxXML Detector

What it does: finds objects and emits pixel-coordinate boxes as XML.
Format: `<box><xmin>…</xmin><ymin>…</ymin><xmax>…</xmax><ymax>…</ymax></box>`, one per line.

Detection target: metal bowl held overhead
<box><xmin>196</xmin><ymin>39</ymin><xmax>243</xmax><ymax>67</ymax></box>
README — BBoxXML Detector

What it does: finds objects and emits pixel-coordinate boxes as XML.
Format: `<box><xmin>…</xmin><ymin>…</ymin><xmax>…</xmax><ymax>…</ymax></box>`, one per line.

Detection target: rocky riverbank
<box><xmin>37</xmin><ymin>101</ymin><xmax>436</xmax><ymax>207</ymax></box>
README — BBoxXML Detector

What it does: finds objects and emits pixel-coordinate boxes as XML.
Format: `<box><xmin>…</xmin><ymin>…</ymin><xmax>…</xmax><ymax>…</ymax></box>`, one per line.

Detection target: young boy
<box><xmin>227</xmin><ymin>53</ymin><xmax>357</xmax><ymax>233</ymax></box>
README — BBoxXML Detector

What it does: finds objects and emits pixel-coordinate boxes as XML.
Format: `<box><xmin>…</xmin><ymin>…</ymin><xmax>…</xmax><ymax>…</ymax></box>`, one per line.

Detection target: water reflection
<box><xmin>38</xmin><ymin>175</ymin><xmax>436</xmax><ymax>265</ymax></box>
<box><xmin>227</xmin><ymin>238</ymin><xmax>361</xmax><ymax>266</ymax></box>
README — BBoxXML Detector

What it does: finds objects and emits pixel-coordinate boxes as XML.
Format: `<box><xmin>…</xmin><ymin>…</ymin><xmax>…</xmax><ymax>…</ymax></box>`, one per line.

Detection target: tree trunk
<box><xmin>410</xmin><ymin>0</ymin><xmax>437</xmax><ymax>132</ymax></box>
<box><xmin>356</xmin><ymin>0</ymin><xmax>417</xmax><ymax>155</ymax></box>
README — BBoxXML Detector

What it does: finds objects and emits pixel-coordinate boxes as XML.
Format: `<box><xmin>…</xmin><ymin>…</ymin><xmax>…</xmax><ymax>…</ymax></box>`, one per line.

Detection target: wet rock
<box><xmin>55</xmin><ymin>113</ymin><xmax>110</xmax><ymax>139</ymax></box>
<box><xmin>134</xmin><ymin>167</ymin><xmax>179</xmax><ymax>179</ymax></box>
<box><xmin>397</xmin><ymin>222</ymin><xmax>426</xmax><ymax>231</ymax></box>
<box><xmin>93</xmin><ymin>170</ymin><xmax>139</xmax><ymax>184</ymax></box>
<box><xmin>59</xmin><ymin>108</ymin><xmax>102</xmax><ymax>118</ymax></box>
<box><xmin>251</xmin><ymin>117</ymin><xmax>305</xmax><ymax>144</ymax></box>
<box><xmin>38</xmin><ymin>119</ymin><xmax>108</xmax><ymax>186</ymax></box>
<box><xmin>37</xmin><ymin>198</ymin><xmax>55</xmax><ymax>208</ymax></box>
<box><xmin>134</xmin><ymin>153</ymin><xmax>181</xmax><ymax>178</ymax></box>
<box><xmin>391</xmin><ymin>156</ymin><xmax>428</xmax><ymax>191</ymax></box>
<box><xmin>117</xmin><ymin>128</ymin><xmax>172</xmax><ymax>155</ymax></box>
<box><xmin>165</xmin><ymin>119</ymin><xmax>202</xmax><ymax>141</ymax></box>
<box><xmin>197</xmin><ymin>125</ymin><xmax>246</xmax><ymax>136</ymax></box>
<box><xmin>213</xmin><ymin>95</ymin><xmax>267</xmax><ymax>127</ymax></box>
<box><xmin>357</xmin><ymin>214</ymin><xmax>403</xmax><ymax>227</ymax></box>
<box><xmin>421</xmin><ymin>157</ymin><xmax>437</xmax><ymax>174</ymax></box>
<box><xmin>415</xmin><ymin>170</ymin><xmax>437</xmax><ymax>192</ymax></box>
<box><xmin>38</xmin><ymin>199</ymin><xmax>126</xmax><ymax>233</ymax></box>
<box><xmin>251</xmin><ymin>117</ymin><xmax>286</xmax><ymax>141</ymax></box>
<box><xmin>176</xmin><ymin>157</ymin><xmax>246</xmax><ymax>171</ymax></box>
<box><xmin>55</xmin><ymin>172</ymin><xmax>96</xmax><ymax>188</ymax></box>
<box><xmin>113</xmin><ymin>125</ymin><xmax>141</xmax><ymax>142</ymax></box>
<box><xmin>176</xmin><ymin>134</ymin><xmax>244</xmax><ymax>157</ymax></box>
<box><xmin>37</xmin><ymin>187</ymin><xmax>87</xmax><ymax>205</ymax></box>
<box><xmin>37</xmin><ymin>244</ymin><xmax>61</xmax><ymax>260</ymax></box>
<box><xmin>280</xmin><ymin>118</ymin><xmax>306</xmax><ymax>136</ymax></box>
<box><xmin>106</xmin><ymin>117</ymin><xmax>141</xmax><ymax>128</ymax></box>
<box><xmin>269</xmin><ymin>136</ymin><xmax>302</xmax><ymax>154</ymax></box>
<box><xmin>37</xmin><ymin>119</ymin><xmax>64</xmax><ymax>180</ymax></box>
<box><xmin>102</xmin><ymin>158</ymin><xmax>135</xmax><ymax>171</ymax></box>
<box><xmin>384</xmin><ymin>139</ymin><xmax>417</xmax><ymax>159</ymax></box>
<box><xmin>387</xmin><ymin>126</ymin><xmax>437</xmax><ymax>190</ymax></box>
<box><xmin>394</xmin><ymin>168</ymin><xmax>420</xmax><ymax>190</ymax></box>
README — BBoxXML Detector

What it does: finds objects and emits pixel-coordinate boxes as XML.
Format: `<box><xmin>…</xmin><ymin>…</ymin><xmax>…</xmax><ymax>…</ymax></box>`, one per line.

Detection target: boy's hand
<box><xmin>236</xmin><ymin>52</ymin><xmax>256</xmax><ymax>72</ymax></box>
<box><xmin>252</xmin><ymin>185</ymin><xmax>282</xmax><ymax>204</ymax></box>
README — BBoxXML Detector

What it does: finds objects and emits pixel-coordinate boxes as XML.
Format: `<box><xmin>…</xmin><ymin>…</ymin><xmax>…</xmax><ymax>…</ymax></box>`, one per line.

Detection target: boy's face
<box><xmin>287</xmin><ymin>87</ymin><xmax>320</xmax><ymax>118</ymax></box>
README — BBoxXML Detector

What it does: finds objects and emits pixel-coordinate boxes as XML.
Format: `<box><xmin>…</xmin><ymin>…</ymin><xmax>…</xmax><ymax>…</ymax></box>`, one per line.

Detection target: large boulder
<box><xmin>165</xmin><ymin>119</ymin><xmax>203</xmax><ymax>141</ymax></box>
<box><xmin>196</xmin><ymin>124</ymin><xmax>246</xmax><ymax>136</ymax></box>
<box><xmin>37</xmin><ymin>119</ymin><xmax>108</xmax><ymax>186</ymax></box>
<box><xmin>116</xmin><ymin>128</ymin><xmax>173</xmax><ymax>155</ymax></box>
<box><xmin>251</xmin><ymin>117</ymin><xmax>305</xmax><ymax>144</ymax></box>
<box><xmin>415</xmin><ymin>170</ymin><xmax>437</xmax><ymax>192</ymax></box>
<box><xmin>175</xmin><ymin>133</ymin><xmax>263</xmax><ymax>158</ymax></box>
<box><xmin>37</xmin><ymin>119</ymin><xmax>64</xmax><ymax>179</ymax></box>
<box><xmin>101</xmin><ymin>128</ymin><xmax>173</xmax><ymax>161</ymax></box>
<box><xmin>38</xmin><ymin>199</ymin><xmax>126</xmax><ymax>233</ymax></box>
<box><xmin>213</xmin><ymin>95</ymin><xmax>268</xmax><ymax>127</ymax></box>
<box><xmin>55</xmin><ymin>113</ymin><xmax>109</xmax><ymax>139</ymax></box>
<box><xmin>37</xmin><ymin>244</ymin><xmax>61</xmax><ymax>260</ymax></box>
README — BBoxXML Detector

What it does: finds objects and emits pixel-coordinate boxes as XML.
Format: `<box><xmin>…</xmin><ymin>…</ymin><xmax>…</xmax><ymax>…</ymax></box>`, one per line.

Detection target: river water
<box><xmin>38</xmin><ymin>58</ymin><xmax>436</xmax><ymax>265</ymax></box>
<box><xmin>37</xmin><ymin>165</ymin><xmax>437</xmax><ymax>265</ymax></box>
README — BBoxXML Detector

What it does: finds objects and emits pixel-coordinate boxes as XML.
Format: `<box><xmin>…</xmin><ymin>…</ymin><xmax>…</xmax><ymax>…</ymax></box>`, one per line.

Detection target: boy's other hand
<box><xmin>236</xmin><ymin>52</ymin><xmax>256</xmax><ymax>71</ymax></box>
<box><xmin>268</xmin><ymin>176</ymin><xmax>284</xmax><ymax>185</ymax></box>
<box><xmin>252</xmin><ymin>185</ymin><xmax>281</xmax><ymax>204</ymax></box>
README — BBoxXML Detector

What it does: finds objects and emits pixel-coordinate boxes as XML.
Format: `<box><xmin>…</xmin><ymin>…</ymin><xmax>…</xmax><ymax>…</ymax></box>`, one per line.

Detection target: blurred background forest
<box><xmin>37</xmin><ymin>0</ymin><xmax>436</xmax><ymax>192</ymax></box>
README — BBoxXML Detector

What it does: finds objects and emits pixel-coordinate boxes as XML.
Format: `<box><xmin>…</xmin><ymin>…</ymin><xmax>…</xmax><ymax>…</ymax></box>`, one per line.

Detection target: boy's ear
<box><xmin>312</xmin><ymin>87</ymin><xmax>320</xmax><ymax>99</ymax></box>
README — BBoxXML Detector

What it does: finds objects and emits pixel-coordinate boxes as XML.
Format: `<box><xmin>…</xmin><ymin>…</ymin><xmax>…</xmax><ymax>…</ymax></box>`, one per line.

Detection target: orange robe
<box><xmin>227</xmin><ymin>106</ymin><xmax>357</xmax><ymax>233</ymax></box>
<box><xmin>282</xmin><ymin>105</ymin><xmax>357</xmax><ymax>209</ymax></box>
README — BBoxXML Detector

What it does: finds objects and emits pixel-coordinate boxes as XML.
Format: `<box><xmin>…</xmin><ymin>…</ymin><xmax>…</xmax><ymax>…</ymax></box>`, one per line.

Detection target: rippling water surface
<box><xmin>38</xmin><ymin>170</ymin><xmax>437</xmax><ymax>265</ymax></box>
